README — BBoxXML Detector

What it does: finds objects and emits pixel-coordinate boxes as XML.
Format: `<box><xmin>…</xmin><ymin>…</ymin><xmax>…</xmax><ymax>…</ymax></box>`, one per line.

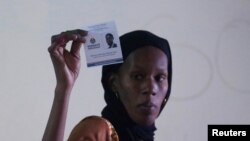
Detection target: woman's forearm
<box><xmin>42</xmin><ymin>86</ymin><xmax>72</xmax><ymax>141</ymax></box>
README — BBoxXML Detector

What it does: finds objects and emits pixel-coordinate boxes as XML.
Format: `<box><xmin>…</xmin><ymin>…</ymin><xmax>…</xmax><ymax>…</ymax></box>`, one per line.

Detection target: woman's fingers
<box><xmin>70</xmin><ymin>41</ymin><xmax>83</xmax><ymax>59</ymax></box>
<box><xmin>51</xmin><ymin>29</ymin><xmax>87</xmax><ymax>44</ymax></box>
<box><xmin>70</xmin><ymin>30</ymin><xmax>88</xmax><ymax>58</ymax></box>
<box><xmin>48</xmin><ymin>29</ymin><xmax>88</xmax><ymax>57</ymax></box>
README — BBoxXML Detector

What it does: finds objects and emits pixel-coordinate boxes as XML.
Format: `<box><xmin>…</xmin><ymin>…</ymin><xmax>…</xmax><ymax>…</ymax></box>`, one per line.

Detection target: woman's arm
<box><xmin>42</xmin><ymin>30</ymin><xmax>88</xmax><ymax>141</ymax></box>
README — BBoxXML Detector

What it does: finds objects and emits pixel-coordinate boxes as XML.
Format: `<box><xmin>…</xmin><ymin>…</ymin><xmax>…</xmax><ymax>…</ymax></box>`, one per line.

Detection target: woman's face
<box><xmin>113</xmin><ymin>46</ymin><xmax>169</xmax><ymax>126</ymax></box>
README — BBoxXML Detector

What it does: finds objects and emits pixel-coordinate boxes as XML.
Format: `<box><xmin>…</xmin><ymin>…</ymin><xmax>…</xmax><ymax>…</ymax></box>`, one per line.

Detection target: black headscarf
<box><xmin>101</xmin><ymin>30</ymin><xmax>172</xmax><ymax>141</ymax></box>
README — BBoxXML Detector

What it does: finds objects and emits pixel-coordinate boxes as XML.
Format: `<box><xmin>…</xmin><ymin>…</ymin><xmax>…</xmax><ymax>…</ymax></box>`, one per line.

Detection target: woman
<box><xmin>42</xmin><ymin>29</ymin><xmax>172</xmax><ymax>141</ymax></box>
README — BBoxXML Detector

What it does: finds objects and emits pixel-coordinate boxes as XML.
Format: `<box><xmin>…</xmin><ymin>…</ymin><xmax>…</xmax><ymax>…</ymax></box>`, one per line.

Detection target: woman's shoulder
<box><xmin>68</xmin><ymin>115</ymin><xmax>119</xmax><ymax>141</ymax></box>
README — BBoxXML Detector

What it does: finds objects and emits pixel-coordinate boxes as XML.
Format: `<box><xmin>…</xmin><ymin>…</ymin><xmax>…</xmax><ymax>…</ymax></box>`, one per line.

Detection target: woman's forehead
<box><xmin>121</xmin><ymin>46</ymin><xmax>168</xmax><ymax>71</ymax></box>
<box><xmin>127</xmin><ymin>46</ymin><xmax>168</xmax><ymax>61</ymax></box>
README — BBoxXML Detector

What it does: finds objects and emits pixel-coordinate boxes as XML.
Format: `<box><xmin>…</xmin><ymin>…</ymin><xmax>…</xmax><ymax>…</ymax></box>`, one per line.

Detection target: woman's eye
<box><xmin>156</xmin><ymin>75</ymin><xmax>166</xmax><ymax>82</ymax></box>
<box><xmin>133</xmin><ymin>74</ymin><xmax>144</xmax><ymax>80</ymax></box>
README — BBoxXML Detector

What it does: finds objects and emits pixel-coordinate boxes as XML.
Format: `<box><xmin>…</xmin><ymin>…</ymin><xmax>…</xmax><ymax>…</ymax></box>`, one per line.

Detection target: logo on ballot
<box><xmin>90</xmin><ymin>38</ymin><xmax>96</xmax><ymax>44</ymax></box>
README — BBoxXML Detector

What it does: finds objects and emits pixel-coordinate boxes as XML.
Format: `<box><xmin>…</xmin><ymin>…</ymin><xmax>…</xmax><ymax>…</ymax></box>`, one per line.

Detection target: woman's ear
<box><xmin>108</xmin><ymin>74</ymin><xmax>118</xmax><ymax>92</ymax></box>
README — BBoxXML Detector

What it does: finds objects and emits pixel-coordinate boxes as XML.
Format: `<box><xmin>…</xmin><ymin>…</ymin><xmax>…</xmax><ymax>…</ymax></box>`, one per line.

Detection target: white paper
<box><xmin>84</xmin><ymin>21</ymin><xmax>123</xmax><ymax>67</ymax></box>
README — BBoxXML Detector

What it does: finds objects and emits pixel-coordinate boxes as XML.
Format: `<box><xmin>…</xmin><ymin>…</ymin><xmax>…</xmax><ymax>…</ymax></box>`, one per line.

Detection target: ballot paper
<box><xmin>84</xmin><ymin>21</ymin><xmax>123</xmax><ymax>67</ymax></box>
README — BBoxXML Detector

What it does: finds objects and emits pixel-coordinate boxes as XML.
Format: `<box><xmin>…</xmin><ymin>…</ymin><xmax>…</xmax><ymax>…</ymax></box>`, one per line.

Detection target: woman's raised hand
<box><xmin>48</xmin><ymin>30</ymin><xmax>88</xmax><ymax>91</ymax></box>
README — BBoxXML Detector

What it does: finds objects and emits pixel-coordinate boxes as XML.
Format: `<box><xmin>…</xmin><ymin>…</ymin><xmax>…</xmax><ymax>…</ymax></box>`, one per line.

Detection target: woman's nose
<box><xmin>142</xmin><ymin>78</ymin><xmax>158</xmax><ymax>96</ymax></box>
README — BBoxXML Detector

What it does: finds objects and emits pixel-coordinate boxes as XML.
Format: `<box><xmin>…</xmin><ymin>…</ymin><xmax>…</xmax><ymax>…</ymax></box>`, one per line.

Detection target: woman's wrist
<box><xmin>54</xmin><ymin>84</ymin><xmax>73</xmax><ymax>100</ymax></box>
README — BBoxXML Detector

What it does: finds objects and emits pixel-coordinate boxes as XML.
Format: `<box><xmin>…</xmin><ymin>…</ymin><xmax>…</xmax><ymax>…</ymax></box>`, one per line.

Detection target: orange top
<box><xmin>68</xmin><ymin>116</ymin><xmax>119</xmax><ymax>141</ymax></box>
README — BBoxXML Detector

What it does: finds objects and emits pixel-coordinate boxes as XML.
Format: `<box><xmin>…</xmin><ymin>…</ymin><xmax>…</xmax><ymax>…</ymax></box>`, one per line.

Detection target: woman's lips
<box><xmin>137</xmin><ymin>102</ymin><xmax>157</xmax><ymax>114</ymax></box>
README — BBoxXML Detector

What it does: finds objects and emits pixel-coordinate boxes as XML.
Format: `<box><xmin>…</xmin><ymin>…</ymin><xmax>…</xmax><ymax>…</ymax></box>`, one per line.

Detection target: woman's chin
<box><xmin>133</xmin><ymin>115</ymin><xmax>156</xmax><ymax>126</ymax></box>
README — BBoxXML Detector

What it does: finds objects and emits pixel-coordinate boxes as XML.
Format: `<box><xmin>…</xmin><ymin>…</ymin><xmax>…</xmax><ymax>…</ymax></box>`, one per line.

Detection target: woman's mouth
<box><xmin>137</xmin><ymin>102</ymin><xmax>157</xmax><ymax>114</ymax></box>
